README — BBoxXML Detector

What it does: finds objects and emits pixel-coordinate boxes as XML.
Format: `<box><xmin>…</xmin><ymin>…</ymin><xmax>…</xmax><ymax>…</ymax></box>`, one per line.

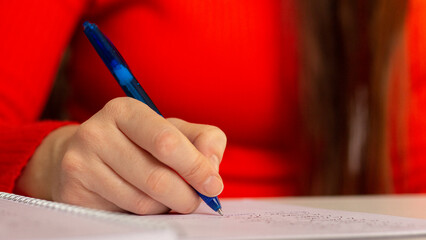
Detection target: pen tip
<box><xmin>217</xmin><ymin>208</ymin><xmax>224</xmax><ymax>216</ymax></box>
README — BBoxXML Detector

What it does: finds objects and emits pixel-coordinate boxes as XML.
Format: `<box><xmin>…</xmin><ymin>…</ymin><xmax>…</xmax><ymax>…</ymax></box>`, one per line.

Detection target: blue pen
<box><xmin>83</xmin><ymin>21</ymin><xmax>223</xmax><ymax>216</ymax></box>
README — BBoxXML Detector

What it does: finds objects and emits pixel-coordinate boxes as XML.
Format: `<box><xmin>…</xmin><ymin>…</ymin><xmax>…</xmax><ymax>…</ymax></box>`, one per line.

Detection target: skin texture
<box><xmin>15</xmin><ymin>97</ymin><xmax>226</xmax><ymax>215</ymax></box>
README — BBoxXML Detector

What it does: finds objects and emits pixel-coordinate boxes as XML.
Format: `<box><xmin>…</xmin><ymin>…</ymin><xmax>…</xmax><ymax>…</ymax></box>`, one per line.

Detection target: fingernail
<box><xmin>210</xmin><ymin>155</ymin><xmax>220</xmax><ymax>172</ymax></box>
<box><xmin>203</xmin><ymin>175</ymin><xmax>223</xmax><ymax>196</ymax></box>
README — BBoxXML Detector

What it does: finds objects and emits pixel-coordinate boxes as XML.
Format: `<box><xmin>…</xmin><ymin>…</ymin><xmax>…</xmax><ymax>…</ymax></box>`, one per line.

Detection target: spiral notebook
<box><xmin>3</xmin><ymin>192</ymin><xmax>426</xmax><ymax>240</ymax></box>
<box><xmin>0</xmin><ymin>192</ymin><xmax>177</xmax><ymax>240</ymax></box>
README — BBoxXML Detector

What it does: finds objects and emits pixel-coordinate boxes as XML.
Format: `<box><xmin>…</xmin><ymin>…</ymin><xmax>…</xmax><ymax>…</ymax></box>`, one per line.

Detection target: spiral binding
<box><xmin>0</xmin><ymin>192</ymin><xmax>170</xmax><ymax>230</ymax></box>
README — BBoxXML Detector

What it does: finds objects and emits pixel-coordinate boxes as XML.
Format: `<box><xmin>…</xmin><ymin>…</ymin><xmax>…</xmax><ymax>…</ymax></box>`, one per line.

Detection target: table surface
<box><xmin>261</xmin><ymin>194</ymin><xmax>426</xmax><ymax>219</ymax></box>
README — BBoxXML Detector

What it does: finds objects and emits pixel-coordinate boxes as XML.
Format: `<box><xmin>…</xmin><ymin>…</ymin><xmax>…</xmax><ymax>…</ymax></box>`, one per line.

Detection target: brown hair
<box><xmin>297</xmin><ymin>0</ymin><xmax>408</xmax><ymax>194</ymax></box>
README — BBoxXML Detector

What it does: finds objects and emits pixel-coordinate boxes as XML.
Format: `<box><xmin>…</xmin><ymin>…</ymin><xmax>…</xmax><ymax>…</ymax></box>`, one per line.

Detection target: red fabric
<box><xmin>405</xmin><ymin>0</ymin><xmax>426</xmax><ymax>193</ymax></box>
<box><xmin>0</xmin><ymin>121</ymin><xmax>71</xmax><ymax>192</ymax></box>
<box><xmin>67</xmin><ymin>0</ymin><xmax>303</xmax><ymax>197</ymax></box>
<box><xmin>0</xmin><ymin>0</ymin><xmax>88</xmax><ymax>192</ymax></box>
<box><xmin>0</xmin><ymin>0</ymin><xmax>425</xmax><ymax>197</ymax></box>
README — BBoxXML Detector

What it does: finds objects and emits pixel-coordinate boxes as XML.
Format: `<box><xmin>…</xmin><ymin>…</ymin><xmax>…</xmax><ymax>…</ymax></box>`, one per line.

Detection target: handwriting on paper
<box><xmin>145</xmin><ymin>200</ymin><xmax>426</xmax><ymax>240</ymax></box>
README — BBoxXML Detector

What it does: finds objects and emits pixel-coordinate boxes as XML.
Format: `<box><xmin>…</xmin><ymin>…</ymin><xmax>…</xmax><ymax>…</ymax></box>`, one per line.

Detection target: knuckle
<box><xmin>59</xmin><ymin>152</ymin><xmax>92</xmax><ymax>196</ymax></box>
<box><xmin>61</xmin><ymin>152</ymin><xmax>85</xmax><ymax>177</ymax></box>
<box><xmin>153</xmin><ymin>127</ymin><xmax>180</xmax><ymax>158</ymax></box>
<box><xmin>74</xmin><ymin>123</ymin><xmax>103</xmax><ymax>147</ymax></box>
<box><xmin>103</xmin><ymin>97</ymin><xmax>131</xmax><ymax>117</ymax></box>
<box><xmin>181</xmin><ymin>154</ymin><xmax>206</xmax><ymax>182</ymax></box>
<box><xmin>195</xmin><ymin>126</ymin><xmax>227</xmax><ymax>151</ymax></box>
<box><xmin>144</xmin><ymin>168</ymin><xmax>170</xmax><ymax>197</ymax></box>
<box><xmin>205</xmin><ymin>126</ymin><xmax>227</xmax><ymax>147</ymax></box>
<box><xmin>215</xmin><ymin>128</ymin><xmax>227</xmax><ymax>146</ymax></box>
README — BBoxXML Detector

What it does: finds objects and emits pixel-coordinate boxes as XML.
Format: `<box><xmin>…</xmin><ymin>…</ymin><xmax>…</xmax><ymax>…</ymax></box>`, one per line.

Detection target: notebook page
<box><xmin>0</xmin><ymin>193</ymin><xmax>177</xmax><ymax>240</ymax></box>
<box><xmin>146</xmin><ymin>199</ymin><xmax>426</xmax><ymax>240</ymax></box>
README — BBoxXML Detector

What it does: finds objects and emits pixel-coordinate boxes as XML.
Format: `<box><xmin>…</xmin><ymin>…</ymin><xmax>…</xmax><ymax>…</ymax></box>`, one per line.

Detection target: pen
<box><xmin>83</xmin><ymin>21</ymin><xmax>223</xmax><ymax>216</ymax></box>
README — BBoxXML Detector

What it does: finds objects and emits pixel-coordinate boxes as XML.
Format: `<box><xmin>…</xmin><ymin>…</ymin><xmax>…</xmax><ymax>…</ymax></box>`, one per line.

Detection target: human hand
<box><xmin>15</xmin><ymin>97</ymin><xmax>226</xmax><ymax>214</ymax></box>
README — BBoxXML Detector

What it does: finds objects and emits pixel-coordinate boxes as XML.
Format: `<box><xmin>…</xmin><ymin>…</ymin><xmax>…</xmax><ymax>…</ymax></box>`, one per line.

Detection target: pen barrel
<box><xmin>197</xmin><ymin>193</ymin><xmax>222</xmax><ymax>212</ymax></box>
<box><xmin>121</xmin><ymin>78</ymin><xmax>162</xmax><ymax>116</ymax></box>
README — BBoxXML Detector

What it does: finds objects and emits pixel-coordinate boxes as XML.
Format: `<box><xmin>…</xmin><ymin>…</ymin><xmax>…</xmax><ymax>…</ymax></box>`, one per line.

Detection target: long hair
<box><xmin>297</xmin><ymin>0</ymin><xmax>408</xmax><ymax>194</ymax></box>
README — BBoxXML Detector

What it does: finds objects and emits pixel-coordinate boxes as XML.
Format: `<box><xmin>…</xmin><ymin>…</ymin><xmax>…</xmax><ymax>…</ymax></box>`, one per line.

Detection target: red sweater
<box><xmin>0</xmin><ymin>0</ymin><xmax>425</xmax><ymax>197</ymax></box>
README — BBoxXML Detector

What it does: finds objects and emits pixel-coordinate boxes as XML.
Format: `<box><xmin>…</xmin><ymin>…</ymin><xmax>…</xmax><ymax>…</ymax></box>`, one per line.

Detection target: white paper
<box><xmin>146</xmin><ymin>199</ymin><xmax>426</xmax><ymax>240</ymax></box>
<box><xmin>3</xmin><ymin>193</ymin><xmax>426</xmax><ymax>240</ymax></box>
<box><xmin>0</xmin><ymin>195</ymin><xmax>177</xmax><ymax>240</ymax></box>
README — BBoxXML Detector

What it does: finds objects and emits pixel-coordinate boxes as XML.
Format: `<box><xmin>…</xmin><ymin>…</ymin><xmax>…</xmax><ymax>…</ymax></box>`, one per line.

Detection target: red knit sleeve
<box><xmin>0</xmin><ymin>1</ymin><xmax>88</xmax><ymax>192</ymax></box>
<box><xmin>0</xmin><ymin>122</ymin><xmax>73</xmax><ymax>192</ymax></box>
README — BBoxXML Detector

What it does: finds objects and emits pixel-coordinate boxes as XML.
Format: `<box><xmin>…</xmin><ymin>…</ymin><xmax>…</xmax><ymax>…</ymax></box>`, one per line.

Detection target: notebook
<box><xmin>3</xmin><ymin>192</ymin><xmax>426</xmax><ymax>240</ymax></box>
<box><xmin>0</xmin><ymin>192</ymin><xmax>177</xmax><ymax>240</ymax></box>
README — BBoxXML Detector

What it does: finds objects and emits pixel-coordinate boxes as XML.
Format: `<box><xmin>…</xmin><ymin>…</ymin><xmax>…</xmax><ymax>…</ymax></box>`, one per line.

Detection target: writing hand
<box><xmin>15</xmin><ymin>97</ymin><xmax>226</xmax><ymax>215</ymax></box>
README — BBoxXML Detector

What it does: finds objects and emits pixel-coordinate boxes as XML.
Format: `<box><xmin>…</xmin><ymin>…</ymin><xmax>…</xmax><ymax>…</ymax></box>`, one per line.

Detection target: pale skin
<box><xmin>14</xmin><ymin>97</ymin><xmax>226</xmax><ymax>215</ymax></box>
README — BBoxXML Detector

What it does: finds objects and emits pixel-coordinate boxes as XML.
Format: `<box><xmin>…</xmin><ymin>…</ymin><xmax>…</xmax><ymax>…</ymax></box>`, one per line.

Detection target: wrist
<box><xmin>14</xmin><ymin>124</ymin><xmax>78</xmax><ymax>199</ymax></box>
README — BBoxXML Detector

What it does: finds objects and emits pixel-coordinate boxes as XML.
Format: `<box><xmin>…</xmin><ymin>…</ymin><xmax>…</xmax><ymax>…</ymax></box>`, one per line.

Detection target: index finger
<box><xmin>103</xmin><ymin>97</ymin><xmax>224</xmax><ymax>197</ymax></box>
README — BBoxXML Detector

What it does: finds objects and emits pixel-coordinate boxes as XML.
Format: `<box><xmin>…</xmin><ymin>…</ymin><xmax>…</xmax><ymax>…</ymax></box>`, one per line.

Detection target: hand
<box><xmin>15</xmin><ymin>97</ymin><xmax>226</xmax><ymax>215</ymax></box>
